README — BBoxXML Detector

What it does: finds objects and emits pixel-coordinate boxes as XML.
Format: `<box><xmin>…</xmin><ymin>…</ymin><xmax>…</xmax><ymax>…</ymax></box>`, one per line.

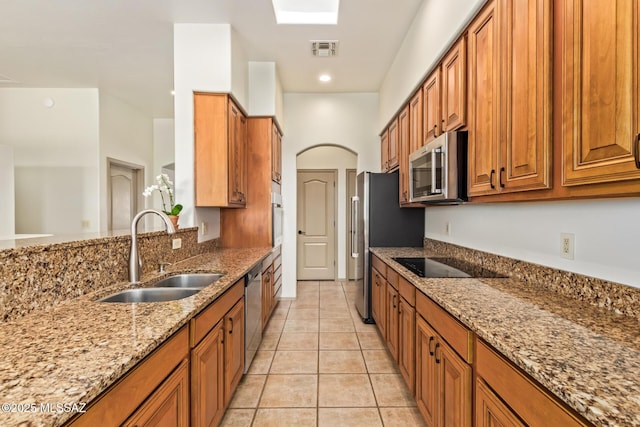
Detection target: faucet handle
<box><xmin>159</xmin><ymin>262</ymin><xmax>172</xmax><ymax>273</ymax></box>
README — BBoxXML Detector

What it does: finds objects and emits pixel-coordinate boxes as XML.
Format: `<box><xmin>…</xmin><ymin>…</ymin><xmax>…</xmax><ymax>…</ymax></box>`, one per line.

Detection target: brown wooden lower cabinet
<box><xmin>371</xmin><ymin>266</ymin><xmax>387</xmax><ymax>338</ymax></box>
<box><xmin>415</xmin><ymin>314</ymin><xmax>472</xmax><ymax>427</ymax></box>
<box><xmin>385</xmin><ymin>282</ymin><xmax>400</xmax><ymax>361</ymax></box>
<box><xmin>123</xmin><ymin>359</ymin><xmax>190</xmax><ymax>427</ymax></box>
<box><xmin>398</xmin><ymin>296</ymin><xmax>415</xmax><ymax>394</ymax></box>
<box><xmin>224</xmin><ymin>298</ymin><xmax>245</xmax><ymax>407</ymax></box>
<box><xmin>475</xmin><ymin>378</ymin><xmax>526</xmax><ymax>427</ymax></box>
<box><xmin>191</xmin><ymin>321</ymin><xmax>225</xmax><ymax>427</ymax></box>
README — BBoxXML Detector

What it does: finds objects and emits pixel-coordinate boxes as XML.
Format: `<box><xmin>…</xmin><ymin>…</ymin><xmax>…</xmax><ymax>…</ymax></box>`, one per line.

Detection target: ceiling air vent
<box><xmin>311</xmin><ymin>40</ymin><xmax>338</xmax><ymax>57</ymax></box>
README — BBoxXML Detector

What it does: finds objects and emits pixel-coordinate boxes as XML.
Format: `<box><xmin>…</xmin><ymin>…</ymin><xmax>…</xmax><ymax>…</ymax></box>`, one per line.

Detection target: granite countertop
<box><xmin>371</xmin><ymin>247</ymin><xmax>640</xmax><ymax>427</ymax></box>
<box><xmin>0</xmin><ymin>246</ymin><xmax>272</xmax><ymax>427</ymax></box>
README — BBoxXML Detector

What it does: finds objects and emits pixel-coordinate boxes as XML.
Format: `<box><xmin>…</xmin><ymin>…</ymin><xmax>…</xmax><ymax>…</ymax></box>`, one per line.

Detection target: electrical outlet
<box><xmin>560</xmin><ymin>233</ymin><xmax>574</xmax><ymax>260</ymax></box>
<box><xmin>445</xmin><ymin>222</ymin><xmax>451</xmax><ymax>236</ymax></box>
<box><xmin>81</xmin><ymin>220</ymin><xmax>90</xmax><ymax>229</ymax></box>
<box><xmin>201</xmin><ymin>222</ymin><xmax>208</xmax><ymax>235</ymax></box>
<box><xmin>172</xmin><ymin>238</ymin><xmax>182</xmax><ymax>250</ymax></box>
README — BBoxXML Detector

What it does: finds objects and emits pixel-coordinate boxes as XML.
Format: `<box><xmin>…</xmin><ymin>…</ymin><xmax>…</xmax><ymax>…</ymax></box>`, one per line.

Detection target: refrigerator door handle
<box><xmin>351</xmin><ymin>196</ymin><xmax>359</xmax><ymax>258</ymax></box>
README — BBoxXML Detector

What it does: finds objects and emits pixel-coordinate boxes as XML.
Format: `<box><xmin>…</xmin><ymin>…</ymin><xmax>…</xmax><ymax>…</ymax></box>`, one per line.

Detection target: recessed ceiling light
<box><xmin>319</xmin><ymin>74</ymin><xmax>332</xmax><ymax>82</ymax></box>
<box><xmin>272</xmin><ymin>0</ymin><xmax>340</xmax><ymax>25</ymax></box>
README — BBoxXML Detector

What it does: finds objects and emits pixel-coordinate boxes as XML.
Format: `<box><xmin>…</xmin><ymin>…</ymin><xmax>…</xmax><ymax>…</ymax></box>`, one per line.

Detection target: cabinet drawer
<box><xmin>273</xmin><ymin>253</ymin><xmax>282</xmax><ymax>271</ymax></box>
<box><xmin>371</xmin><ymin>254</ymin><xmax>386</xmax><ymax>277</ymax></box>
<box><xmin>398</xmin><ymin>276</ymin><xmax>415</xmax><ymax>306</ymax></box>
<box><xmin>476</xmin><ymin>339</ymin><xmax>589</xmax><ymax>427</ymax></box>
<box><xmin>416</xmin><ymin>291</ymin><xmax>473</xmax><ymax>363</ymax></box>
<box><xmin>190</xmin><ymin>279</ymin><xmax>244</xmax><ymax>347</ymax></box>
<box><xmin>262</xmin><ymin>256</ymin><xmax>273</xmax><ymax>273</ymax></box>
<box><xmin>386</xmin><ymin>268</ymin><xmax>399</xmax><ymax>290</ymax></box>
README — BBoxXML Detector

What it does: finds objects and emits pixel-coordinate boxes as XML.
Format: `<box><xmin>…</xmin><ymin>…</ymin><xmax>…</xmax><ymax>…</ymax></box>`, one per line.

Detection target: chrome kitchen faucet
<box><xmin>129</xmin><ymin>209</ymin><xmax>176</xmax><ymax>283</ymax></box>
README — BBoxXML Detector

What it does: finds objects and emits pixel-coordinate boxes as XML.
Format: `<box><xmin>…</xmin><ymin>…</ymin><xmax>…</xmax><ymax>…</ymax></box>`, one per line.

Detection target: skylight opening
<box><xmin>272</xmin><ymin>0</ymin><xmax>340</xmax><ymax>25</ymax></box>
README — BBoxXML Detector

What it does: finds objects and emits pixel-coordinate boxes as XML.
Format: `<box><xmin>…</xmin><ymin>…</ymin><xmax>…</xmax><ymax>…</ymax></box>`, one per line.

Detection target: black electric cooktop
<box><xmin>392</xmin><ymin>257</ymin><xmax>506</xmax><ymax>278</ymax></box>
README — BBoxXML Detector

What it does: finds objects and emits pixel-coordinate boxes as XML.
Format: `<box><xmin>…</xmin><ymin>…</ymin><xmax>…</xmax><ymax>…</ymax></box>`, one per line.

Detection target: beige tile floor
<box><xmin>221</xmin><ymin>280</ymin><xmax>426</xmax><ymax>427</ymax></box>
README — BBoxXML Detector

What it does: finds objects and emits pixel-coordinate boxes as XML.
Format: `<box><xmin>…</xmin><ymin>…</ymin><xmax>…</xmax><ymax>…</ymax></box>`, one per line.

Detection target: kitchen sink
<box><xmin>99</xmin><ymin>288</ymin><xmax>200</xmax><ymax>303</ymax></box>
<box><xmin>153</xmin><ymin>273</ymin><xmax>224</xmax><ymax>289</ymax></box>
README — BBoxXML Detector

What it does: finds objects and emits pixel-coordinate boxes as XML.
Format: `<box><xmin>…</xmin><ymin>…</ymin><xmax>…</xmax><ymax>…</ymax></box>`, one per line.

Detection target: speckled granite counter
<box><xmin>0</xmin><ymin>246</ymin><xmax>271</xmax><ymax>427</ymax></box>
<box><xmin>371</xmin><ymin>247</ymin><xmax>640</xmax><ymax>427</ymax></box>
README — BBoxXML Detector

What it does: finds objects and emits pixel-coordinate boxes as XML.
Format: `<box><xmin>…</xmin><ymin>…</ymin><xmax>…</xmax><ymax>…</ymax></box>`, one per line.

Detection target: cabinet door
<box><xmin>409</xmin><ymin>89</ymin><xmax>424</xmax><ymax>154</ymax></box>
<box><xmin>398</xmin><ymin>299</ymin><xmax>415</xmax><ymax>395</ymax></box>
<box><xmin>123</xmin><ymin>359</ymin><xmax>190</xmax><ymax>427</ymax></box>
<box><xmin>467</xmin><ymin>0</ymin><xmax>500</xmax><ymax>196</ymax></box>
<box><xmin>415</xmin><ymin>316</ymin><xmax>438</xmax><ymax>427</ymax></box>
<box><xmin>381</xmin><ymin>129</ymin><xmax>390</xmax><ymax>172</ymax></box>
<box><xmin>500</xmin><ymin>0</ymin><xmax>552</xmax><ymax>192</ymax></box>
<box><xmin>475</xmin><ymin>379</ymin><xmax>526</xmax><ymax>427</ymax></box>
<box><xmin>385</xmin><ymin>283</ymin><xmax>399</xmax><ymax>362</ymax></box>
<box><xmin>423</xmin><ymin>69</ymin><xmax>442</xmax><ymax>144</ymax></box>
<box><xmin>371</xmin><ymin>268</ymin><xmax>386</xmax><ymax>338</ymax></box>
<box><xmin>224</xmin><ymin>298</ymin><xmax>245</xmax><ymax>406</ymax></box>
<box><xmin>442</xmin><ymin>37</ymin><xmax>467</xmax><ymax>132</ymax></box>
<box><xmin>398</xmin><ymin>105</ymin><xmax>411</xmax><ymax>204</ymax></box>
<box><xmin>438</xmin><ymin>339</ymin><xmax>472</xmax><ymax>427</ymax></box>
<box><xmin>191</xmin><ymin>322</ymin><xmax>225</xmax><ymax>427</ymax></box>
<box><xmin>561</xmin><ymin>0</ymin><xmax>640</xmax><ymax>185</ymax></box>
<box><xmin>388</xmin><ymin>118</ymin><xmax>400</xmax><ymax>170</ymax></box>
<box><xmin>228</xmin><ymin>100</ymin><xmax>247</xmax><ymax>206</ymax></box>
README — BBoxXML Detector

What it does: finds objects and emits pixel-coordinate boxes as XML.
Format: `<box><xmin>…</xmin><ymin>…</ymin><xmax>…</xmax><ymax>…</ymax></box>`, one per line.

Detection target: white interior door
<box><xmin>297</xmin><ymin>170</ymin><xmax>336</xmax><ymax>280</ymax></box>
<box><xmin>108</xmin><ymin>160</ymin><xmax>143</xmax><ymax>231</ymax></box>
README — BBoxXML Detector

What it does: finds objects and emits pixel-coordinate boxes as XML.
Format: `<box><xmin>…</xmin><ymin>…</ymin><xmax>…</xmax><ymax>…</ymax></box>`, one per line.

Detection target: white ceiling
<box><xmin>0</xmin><ymin>0</ymin><xmax>422</xmax><ymax>118</ymax></box>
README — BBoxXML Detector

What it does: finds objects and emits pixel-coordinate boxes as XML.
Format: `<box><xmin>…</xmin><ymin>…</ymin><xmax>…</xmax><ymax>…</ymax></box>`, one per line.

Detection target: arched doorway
<box><xmin>296</xmin><ymin>145</ymin><xmax>357</xmax><ymax>280</ymax></box>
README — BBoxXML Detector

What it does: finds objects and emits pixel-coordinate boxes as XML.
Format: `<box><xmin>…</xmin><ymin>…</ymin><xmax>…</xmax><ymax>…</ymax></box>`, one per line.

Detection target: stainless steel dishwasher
<box><xmin>244</xmin><ymin>264</ymin><xmax>262</xmax><ymax>373</ymax></box>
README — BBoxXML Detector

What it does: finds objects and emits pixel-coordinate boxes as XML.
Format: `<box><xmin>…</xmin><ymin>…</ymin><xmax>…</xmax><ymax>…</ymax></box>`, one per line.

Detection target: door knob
<box><xmin>298</xmin><ymin>230</ymin><xmax>306</xmax><ymax>235</ymax></box>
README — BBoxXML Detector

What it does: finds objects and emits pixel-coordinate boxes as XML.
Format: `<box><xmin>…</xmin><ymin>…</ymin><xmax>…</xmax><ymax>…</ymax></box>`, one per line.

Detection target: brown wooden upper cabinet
<box><xmin>381</xmin><ymin>118</ymin><xmax>400</xmax><ymax>172</ymax></box>
<box><xmin>561</xmin><ymin>0</ymin><xmax>640</xmax><ymax>187</ymax></box>
<box><xmin>398</xmin><ymin>105</ymin><xmax>412</xmax><ymax>204</ymax></box>
<box><xmin>194</xmin><ymin>93</ymin><xmax>247</xmax><ymax>208</ymax></box>
<box><xmin>423</xmin><ymin>38</ymin><xmax>467</xmax><ymax>145</ymax></box>
<box><xmin>467</xmin><ymin>0</ymin><xmax>552</xmax><ymax>197</ymax></box>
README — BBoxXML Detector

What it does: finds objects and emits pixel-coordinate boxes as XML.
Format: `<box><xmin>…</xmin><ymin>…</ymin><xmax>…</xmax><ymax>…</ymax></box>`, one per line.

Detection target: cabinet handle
<box><xmin>392</xmin><ymin>294</ymin><xmax>397</xmax><ymax>308</ymax></box>
<box><xmin>221</xmin><ymin>326</ymin><xmax>225</xmax><ymax>344</ymax></box>
<box><xmin>490</xmin><ymin>169</ymin><xmax>496</xmax><ymax>189</ymax></box>
<box><xmin>433</xmin><ymin>124</ymin><xmax>438</xmax><ymax>137</ymax></box>
<box><xmin>435</xmin><ymin>342</ymin><xmax>441</xmax><ymax>364</ymax></box>
<box><xmin>635</xmin><ymin>133</ymin><xmax>640</xmax><ymax>169</ymax></box>
<box><xmin>229</xmin><ymin>318</ymin><xmax>233</xmax><ymax>334</ymax></box>
<box><xmin>499</xmin><ymin>167</ymin><xmax>505</xmax><ymax>188</ymax></box>
<box><xmin>428</xmin><ymin>336</ymin><xmax>435</xmax><ymax>356</ymax></box>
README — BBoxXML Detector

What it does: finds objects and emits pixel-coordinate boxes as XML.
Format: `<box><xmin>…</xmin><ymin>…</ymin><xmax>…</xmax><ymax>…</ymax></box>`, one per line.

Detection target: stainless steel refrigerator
<box><xmin>351</xmin><ymin>171</ymin><xmax>425</xmax><ymax>323</ymax></box>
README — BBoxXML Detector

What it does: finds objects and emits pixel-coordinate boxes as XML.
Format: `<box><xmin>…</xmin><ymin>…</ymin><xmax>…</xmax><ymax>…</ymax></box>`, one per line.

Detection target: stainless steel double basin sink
<box><xmin>99</xmin><ymin>273</ymin><xmax>224</xmax><ymax>303</ymax></box>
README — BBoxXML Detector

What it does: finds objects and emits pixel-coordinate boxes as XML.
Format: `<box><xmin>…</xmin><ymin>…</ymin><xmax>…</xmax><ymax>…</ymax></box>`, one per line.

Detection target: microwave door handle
<box><xmin>351</xmin><ymin>196</ymin><xmax>359</xmax><ymax>258</ymax></box>
<box><xmin>431</xmin><ymin>150</ymin><xmax>438</xmax><ymax>194</ymax></box>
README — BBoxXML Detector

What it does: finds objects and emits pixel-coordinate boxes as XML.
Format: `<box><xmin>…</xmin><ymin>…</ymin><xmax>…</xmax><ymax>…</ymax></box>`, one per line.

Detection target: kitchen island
<box><xmin>0</xmin><ymin>246</ymin><xmax>271</xmax><ymax>427</ymax></box>
<box><xmin>371</xmin><ymin>246</ymin><xmax>640</xmax><ymax>427</ymax></box>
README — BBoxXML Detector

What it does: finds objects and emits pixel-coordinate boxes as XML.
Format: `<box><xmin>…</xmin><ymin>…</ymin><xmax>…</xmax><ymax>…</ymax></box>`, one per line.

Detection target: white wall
<box><xmin>379</xmin><ymin>0</ymin><xmax>640</xmax><ymax>289</ymax></box>
<box><xmin>0</xmin><ymin>88</ymin><xmax>100</xmax><ymax>234</ymax></box>
<box><xmin>0</xmin><ymin>146</ymin><xmax>15</xmax><ymax>237</ymax></box>
<box><xmin>425</xmin><ymin>199</ymin><xmax>640</xmax><ymax>288</ymax></box>
<box><xmin>282</xmin><ymin>93</ymin><xmax>379</xmax><ymax>297</ymax></box>
<box><xmin>99</xmin><ymin>92</ymin><xmax>154</xmax><ymax>231</ymax></box>
<box><xmin>378</xmin><ymin>0</ymin><xmax>486</xmax><ymax>129</ymax></box>
<box><xmin>173</xmin><ymin>24</ymin><xmax>236</xmax><ymax>240</ymax></box>
<box><xmin>297</xmin><ymin>146</ymin><xmax>357</xmax><ymax>279</ymax></box>
<box><xmin>248</xmin><ymin>62</ymin><xmax>285</xmax><ymax>127</ymax></box>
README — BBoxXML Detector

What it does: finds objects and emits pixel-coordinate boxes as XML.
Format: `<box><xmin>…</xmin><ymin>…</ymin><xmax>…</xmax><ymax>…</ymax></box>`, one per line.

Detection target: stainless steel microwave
<box><xmin>409</xmin><ymin>131</ymin><xmax>467</xmax><ymax>204</ymax></box>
